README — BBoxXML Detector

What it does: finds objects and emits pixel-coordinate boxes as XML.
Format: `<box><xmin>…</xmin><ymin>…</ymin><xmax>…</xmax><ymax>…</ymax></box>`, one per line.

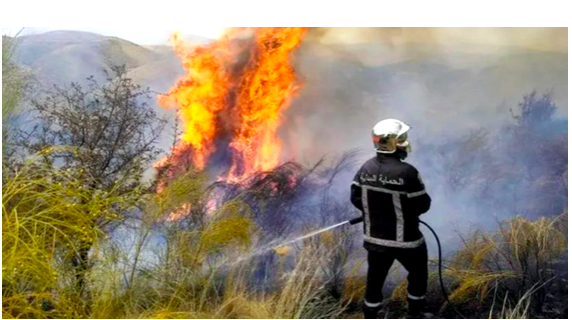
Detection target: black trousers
<box><xmin>364</xmin><ymin>242</ymin><xmax>428</xmax><ymax>307</ymax></box>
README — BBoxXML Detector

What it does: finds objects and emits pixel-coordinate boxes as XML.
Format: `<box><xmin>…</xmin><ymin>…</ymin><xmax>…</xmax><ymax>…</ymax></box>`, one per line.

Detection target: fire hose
<box><xmin>348</xmin><ymin>216</ymin><xmax>466</xmax><ymax>318</ymax></box>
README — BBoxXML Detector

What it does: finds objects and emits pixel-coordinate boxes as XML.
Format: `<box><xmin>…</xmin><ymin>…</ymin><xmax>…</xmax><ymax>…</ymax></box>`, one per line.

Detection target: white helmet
<box><xmin>372</xmin><ymin>119</ymin><xmax>412</xmax><ymax>154</ymax></box>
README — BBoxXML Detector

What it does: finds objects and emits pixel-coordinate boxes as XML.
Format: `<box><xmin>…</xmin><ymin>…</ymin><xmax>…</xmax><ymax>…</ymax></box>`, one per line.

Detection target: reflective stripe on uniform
<box><xmin>360</xmin><ymin>184</ymin><xmax>426</xmax><ymax>198</ymax></box>
<box><xmin>364</xmin><ymin>300</ymin><xmax>382</xmax><ymax>308</ymax></box>
<box><xmin>407</xmin><ymin>189</ymin><xmax>427</xmax><ymax>197</ymax></box>
<box><xmin>361</xmin><ymin>184</ymin><xmax>401</xmax><ymax>195</ymax></box>
<box><xmin>392</xmin><ymin>193</ymin><xmax>404</xmax><ymax>241</ymax></box>
<box><xmin>359</xmin><ymin>184</ymin><xmax>426</xmax><ymax>247</ymax></box>
<box><xmin>407</xmin><ymin>293</ymin><xmax>426</xmax><ymax>300</ymax></box>
<box><xmin>362</xmin><ymin>185</ymin><xmax>371</xmax><ymax>237</ymax></box>
<box><xmin>364</xmin><ymin>235</ymin><xmax>425</xmax><ymax>248</ymax></box>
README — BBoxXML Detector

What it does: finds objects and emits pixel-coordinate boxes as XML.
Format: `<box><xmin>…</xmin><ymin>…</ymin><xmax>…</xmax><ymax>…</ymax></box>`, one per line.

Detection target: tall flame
<box><xmin>158</xmin><ymin>30</ymin><xmax>235</xmax><ymax>169</ymax></box>
<box><xmin>157</xmin><ymin>27</ymin><xmax>306</xmax><ymax>183</ymax></box>
<box><xmin>228</xmin><ymin>27</ymin><xmax>305</xmax><ymax>181</ymax></box>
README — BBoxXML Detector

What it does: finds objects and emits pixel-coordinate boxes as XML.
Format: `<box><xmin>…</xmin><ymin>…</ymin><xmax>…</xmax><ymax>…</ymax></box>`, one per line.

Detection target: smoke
<box><xmin>306</xmin><ymin>27</ymin><xmax>567</xmax><ymax>57</ymax></box>
<box><xmin>283</xmin><ymin>27</ymin><xmax>567</xmax><ymax>158</ymax></box>
<box><xmin>276</xmin><ymin>27</ymin><xmax>568</xmax><ymax>253</ymax></box>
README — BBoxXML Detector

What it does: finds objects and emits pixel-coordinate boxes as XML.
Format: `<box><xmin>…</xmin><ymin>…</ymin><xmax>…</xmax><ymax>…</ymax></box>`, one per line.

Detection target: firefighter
<box><xmin>350</xmin><ymin>119</ymin><xmax>432</xmax><ymax>319</ymax></box>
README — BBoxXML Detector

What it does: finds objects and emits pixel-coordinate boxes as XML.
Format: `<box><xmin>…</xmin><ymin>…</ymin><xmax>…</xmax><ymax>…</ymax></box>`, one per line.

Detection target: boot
<box><xmin>363</xmin><ymin>304</ymin><xmax>382</xmax><ymax>319</ymax></box>
<box><xmin>406</xmin><ymin>298</ymin><xmax>433</xmax><ymax>319</ymax></box>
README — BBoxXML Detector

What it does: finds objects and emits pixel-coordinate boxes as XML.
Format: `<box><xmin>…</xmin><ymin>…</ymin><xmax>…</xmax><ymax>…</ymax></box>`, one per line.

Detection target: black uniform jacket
<box><xmin>350</xmin><ymin>152</ymin><xmax>431</xmax><ymax>251</ymax></box>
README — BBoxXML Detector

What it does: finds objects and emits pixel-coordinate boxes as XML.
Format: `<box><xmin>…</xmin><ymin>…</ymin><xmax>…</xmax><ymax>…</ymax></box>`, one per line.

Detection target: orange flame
<box><xmin>156</xmin><ymin>27</ymin><xmax>306</xmax><ymax>183</ymax></box>
<box><xmin>228</xmin><ymin>27</ymin><xmax>306</xmax><ymax>182</ymax></box>
<box><xmin>158</xmin><ymin>30</ymin><xmax>234</xmax><ymax>169</ymax></box>
<box><xmin>166</xmin><ymin>202</ymin><xmax>191</xmax><ymax>222</ymax></box>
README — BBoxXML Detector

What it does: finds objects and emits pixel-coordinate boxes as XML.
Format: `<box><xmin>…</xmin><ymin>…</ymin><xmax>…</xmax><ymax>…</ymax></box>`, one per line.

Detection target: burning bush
<box><xmin>156</xmin><ymin>27</ymin><xmax>307</xmax><ymax>184</ymax></box>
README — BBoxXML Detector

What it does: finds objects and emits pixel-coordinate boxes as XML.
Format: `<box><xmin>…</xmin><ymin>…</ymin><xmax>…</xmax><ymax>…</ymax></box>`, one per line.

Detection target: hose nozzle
<box><xmin>349</xmin><ymin>216</ymin><xmax>364</xmax><ymax>225</ymax></box>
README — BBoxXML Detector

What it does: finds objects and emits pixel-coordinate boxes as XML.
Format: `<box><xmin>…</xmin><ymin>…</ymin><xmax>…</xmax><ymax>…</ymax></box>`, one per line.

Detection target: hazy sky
<box><xmin>3</xmin><ymin>27</ymin><xmax>567</xmax><ymax>53</ymax></box>
<box><xmin>309</xmin><ymin>27</ymin><xmax>568</xmax><ymax>53</ymax></box>
<box><xmin>2</xmin><ymin>27</ymin><xmax>227</xmax><ymax>44</ymax></box>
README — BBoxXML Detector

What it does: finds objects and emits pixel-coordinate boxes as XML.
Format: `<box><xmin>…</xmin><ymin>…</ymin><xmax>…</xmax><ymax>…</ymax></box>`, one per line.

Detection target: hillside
<box><xmin>13</xmin><ymin>31</ymin><xmax>209</xmax><ymax>91</ymax></box>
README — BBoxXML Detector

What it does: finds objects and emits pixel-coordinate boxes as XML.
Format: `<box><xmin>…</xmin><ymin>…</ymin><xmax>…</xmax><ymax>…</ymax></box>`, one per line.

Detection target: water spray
<box><xmin>226</xmin><ymin>213</ymin><xmax>463</xmax><ymax>317</ymax></box>
<box><xmin>272</xmin><ymin>217</ymin><xmax>363</xmax><ymax>255</ymax></box>
<box><xmin>220</xmin><ymin>219</ymin><xmax>363</xmax><ymax>268</ymax></box>
<box><xmin>271</xmin><ymin>215</ymin><xmax>465</xmax><ymax>318</ymax></box>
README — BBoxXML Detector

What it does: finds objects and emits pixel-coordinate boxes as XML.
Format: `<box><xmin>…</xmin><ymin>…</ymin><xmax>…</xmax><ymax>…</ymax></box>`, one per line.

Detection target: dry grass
<box><xmin>446</xmin><ymin>214</ymin><xmax>567</xmax><ymax>305</ymax></box>
<box><xmin>388</xmin><ymin>213</ymin><xmax>567</xmax><ymax>318</ymax></box>
<box><xmin>3</xmin><ymin>149</ymin><xmax>567</xmax><ymax>319</ymax></box>
<box><xmin>341</xmin><ymin>261</ymin><xmax>367</xmax><ymax>305</ymax></box>
<box><xmin>2</xmin><ymin>153</ymin><xmax>140</xmax><ymax>318</ymax></box>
